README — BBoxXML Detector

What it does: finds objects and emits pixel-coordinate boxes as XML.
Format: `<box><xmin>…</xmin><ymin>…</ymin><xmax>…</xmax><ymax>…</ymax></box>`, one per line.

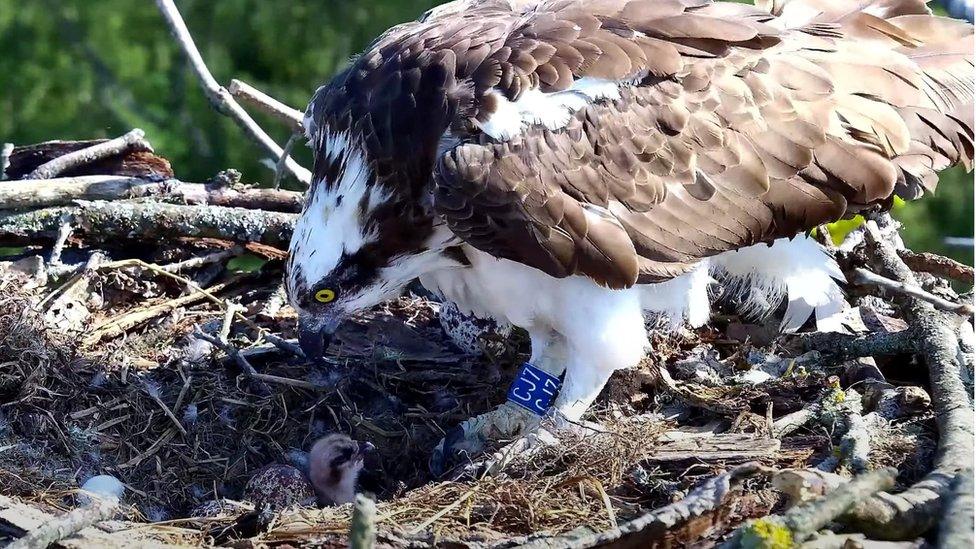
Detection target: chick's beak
<box><xmin>298</xmin><ymin>314</ymin><xmax>336</xmax><ymax>363</ymax></box>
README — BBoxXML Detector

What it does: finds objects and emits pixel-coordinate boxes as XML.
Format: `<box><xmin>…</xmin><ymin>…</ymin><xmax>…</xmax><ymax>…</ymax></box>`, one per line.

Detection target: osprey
<box><xmin>287</xmin><ymin>0</ymin><xmax>973</xmax><ymax>462</ymax></box>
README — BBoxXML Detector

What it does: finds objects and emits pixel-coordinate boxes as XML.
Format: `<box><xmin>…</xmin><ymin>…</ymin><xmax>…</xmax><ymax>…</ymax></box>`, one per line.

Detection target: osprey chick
<box><xmin>287</xmin><ymin>0</ymin><xmax>973</xmax><ymax>465</ymax></box>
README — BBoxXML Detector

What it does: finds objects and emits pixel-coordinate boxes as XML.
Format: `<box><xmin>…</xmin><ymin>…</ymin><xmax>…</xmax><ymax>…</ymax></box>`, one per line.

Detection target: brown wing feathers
<box><xmin>426</xmin><ymin>0</ymin><xmax>974</xmax><ymax>288</ymax></box>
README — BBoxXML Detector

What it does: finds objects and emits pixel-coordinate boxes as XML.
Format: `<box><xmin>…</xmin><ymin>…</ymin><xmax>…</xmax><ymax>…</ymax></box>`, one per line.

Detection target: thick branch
<box><xmin>939</xmin><ymin>469</ymin><xmax>974</xmax><ymax>549</ymax></box>
<box><xmin>842</xmin><ymin>219</ymin><xmax>975</xmax><ymax>539</ymax></box>
<box><xmin>154</xmin><ymin>0</ymin><xmax>311</xmax><ymax>185</ymax></box>
<box><xmin>785</xmin><ymin>468</ymin><xmax>897</xmax><ymax>541</ymax></box>
<box><xmin>898</xmin><ymin>249</ymin><xmax>974</xmax><ymax>285</ymax></box>
<box><xmin>228</xmin><ymin>79</ymin><xmax>304</xmax><ymax>132</ymax></box>
<box><xmin>795</xmin><ymin>330</ymin><xmax>917</xmax><ymax>364</ymax></box>
<box><xmin>6</xmin><ymin>497</ymin><xmax>118</xmax><ymax>549</ymax></box>
<box><xmin>0</xmin><ymin>175</ymin><xmax>303</xmax><ymax>211</ymax></box>
<box><xmin>24</xmin><ymin>129</ymin><xmax>150</xmax><ymax>180</ymax></box>
<box><xmin>1</xmin><ymin>143</ymin><xmax>12</xmax><ymax>181</ymax></box>
<box><xmin>0</xmin><ymin>201</ymin><xmax>296</xmax><ymax>248</ymax></box>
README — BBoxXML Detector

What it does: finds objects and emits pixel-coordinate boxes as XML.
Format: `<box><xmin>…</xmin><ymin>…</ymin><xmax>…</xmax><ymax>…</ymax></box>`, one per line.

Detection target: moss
<box><xmin>739</xmin><ymin>518</ymin><xmax>794</xmax><ymax>549</ymax></box>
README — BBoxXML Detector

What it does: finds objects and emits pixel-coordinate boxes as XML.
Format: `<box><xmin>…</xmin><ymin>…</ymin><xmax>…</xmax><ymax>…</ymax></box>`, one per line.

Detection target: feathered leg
<box><xmin>429</xmin><ymin>329</ymin><xmax>568</xmax><ymax>475</ymax></box>
<box><xmin>431</xmin><ymin>294</ymin><xmax>649</xmax><ymax>476</ymax></box>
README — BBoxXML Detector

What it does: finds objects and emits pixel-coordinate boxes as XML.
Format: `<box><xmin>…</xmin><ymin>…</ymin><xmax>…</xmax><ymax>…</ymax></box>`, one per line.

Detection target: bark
<box><xmin>0</xmin><ymin>175</ymin><xmax>303</xmax><ymax>212</ymax></box>
<box><xmin>6</xmin><ymin>139</ymin><xmax>173</xmax><ymax>180</ymax></box>
<box><xmin>25</xmin><ymin>129</ymin><xmax>151</xmax><ymax>180</ymax></box>
<box><xmin>5</xmin><ymin>497</ymin><xmax>118</xmax><ymax>549</ymax></box>
<box><xmin>937</xmin><ymin>469</ymin><xmax>974</xmax><ymax>549</ymax></box>
<box><xmin>841</xmin><ymin>220</ymin><xmax>975</xmax><ymax>540</ymax></box>
<box><xmin>897</xmin><ymin>249</ymin><xmax>974</xmax><ymax>285</ymax></box>
<box><xmin>0</xmin><ymin>201</ymin><xmax>296</xmax><ymax>248</ymax></box>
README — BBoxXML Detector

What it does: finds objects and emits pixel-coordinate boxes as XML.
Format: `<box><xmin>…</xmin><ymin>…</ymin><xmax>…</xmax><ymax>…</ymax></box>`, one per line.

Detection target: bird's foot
<box><xmin>431</xmin><ymin>404</ymin><xmax>604</xmax><ymax>478</ymax></box>
<box><xmin>430</xmin><ymin>401</ymin><xmax>540</xmax><ymax>476</ymax></box>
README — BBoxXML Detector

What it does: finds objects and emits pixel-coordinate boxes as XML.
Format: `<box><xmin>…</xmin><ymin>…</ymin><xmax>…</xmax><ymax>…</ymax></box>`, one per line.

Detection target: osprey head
<box><xmin>285</xmin><ymin>132</ymin><xmax>438</xmax><ymax>361</ymax></box>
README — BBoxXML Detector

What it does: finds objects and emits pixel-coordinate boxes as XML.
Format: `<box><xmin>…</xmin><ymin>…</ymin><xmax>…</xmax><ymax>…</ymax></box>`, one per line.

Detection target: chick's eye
<box><xmin>314</xmin><ymin>288</ymin><xmax>336</xmax><ymax>303</ymax></box>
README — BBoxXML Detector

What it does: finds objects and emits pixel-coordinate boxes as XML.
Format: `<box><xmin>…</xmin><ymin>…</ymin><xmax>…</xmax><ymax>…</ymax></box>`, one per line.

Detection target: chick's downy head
<box><xmin>308</xmin><ymin>433</ymin><xmax>374</xmax><ymax>505</ymax></box>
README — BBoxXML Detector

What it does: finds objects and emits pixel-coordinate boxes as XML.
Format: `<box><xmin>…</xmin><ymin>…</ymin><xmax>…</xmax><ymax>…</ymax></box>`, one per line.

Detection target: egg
<box><xmin>79</xmin><ymin>474</ymin><xmax>125</xmax><ymax>504</ymax></box>
<box><xmin>243</xmin><ymin>464</ymin><xmax>315</xmax><ymax>509</ymax></box>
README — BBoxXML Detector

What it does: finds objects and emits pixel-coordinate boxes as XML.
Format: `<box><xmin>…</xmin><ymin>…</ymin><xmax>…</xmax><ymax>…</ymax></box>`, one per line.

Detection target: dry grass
<box><xmin>0</xmin><ymin>267</ymin><xmax>940</xmax><ymax>547</ymax></box>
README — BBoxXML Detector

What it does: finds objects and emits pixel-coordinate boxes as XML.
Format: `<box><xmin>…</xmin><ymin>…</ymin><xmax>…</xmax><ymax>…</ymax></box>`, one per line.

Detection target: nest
<box><xmin>0</xmin><ymin>258</ymin><xmax>950</xmax><ymax>546</ymax></box>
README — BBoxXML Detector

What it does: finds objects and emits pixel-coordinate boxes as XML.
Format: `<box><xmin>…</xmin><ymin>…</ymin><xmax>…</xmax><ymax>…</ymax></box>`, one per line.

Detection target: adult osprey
<box><xmin>287</xmin><ymin>0</ymin><xmax>973</xmax><ymax>462</ymax></box>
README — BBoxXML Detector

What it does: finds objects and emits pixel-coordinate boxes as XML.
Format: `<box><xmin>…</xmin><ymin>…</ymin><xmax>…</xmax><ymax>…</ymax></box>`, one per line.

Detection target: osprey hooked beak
<box><xmin>298</xmin><ymin>313</ymin><xmax>342</xmax><ymax>362</ymax></box>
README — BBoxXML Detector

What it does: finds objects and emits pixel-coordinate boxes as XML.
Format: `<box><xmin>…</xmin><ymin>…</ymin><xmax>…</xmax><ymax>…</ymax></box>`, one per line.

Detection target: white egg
<box><xmin>79</xmin><ymin>474</ymin><xmax>125</xmax><ymax>503</ymax></box>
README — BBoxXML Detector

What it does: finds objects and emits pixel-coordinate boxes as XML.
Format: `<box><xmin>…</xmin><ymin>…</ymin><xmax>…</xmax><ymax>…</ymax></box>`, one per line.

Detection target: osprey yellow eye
<box><xmin>314</xmin><ymin>288</ymin><xmax>336</xmax><ymax>304</ymax></box>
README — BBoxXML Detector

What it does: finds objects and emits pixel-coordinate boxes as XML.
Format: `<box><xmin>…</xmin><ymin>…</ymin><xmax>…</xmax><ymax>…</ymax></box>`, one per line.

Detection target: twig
<box><xmin>0</xmin><ymin>175</ymin><xmax>303</xmax><ymax>211</ymax></box>
<box><xmin>350</xmin><ymin>494</ymin><xmax>377</xmax><ymax>549</ymax></box>
<box><xmin>532</xmin><ymin>464</ymin><xmax>766</xmax><ymax>549</ymax></box>
<box><xmin>219</xmin><ymin>301</ymin><xmax>242</xmax><ymax>343</ymax></box>
<box><xmin>897</xmin><ymin>249</ymin><xmax>974</xmax><ymax>285</ymax></box>
<box><xmin>49</xmin><ymin>214</ymin><xmax>73</xmax><ymax>266</ymax></box>
<box><xmin>852</xmin><ymin>267</ymin><xmax>974</xmax><ymax>315</ymax></box>
<box><xmin>25</xmin><ymin>129</ymin><xmax>149</xmax><ymax>180</ymax></box>
<box><xmin>144</xmin><ymin>382</ymin><xmax>188</xmax><ymax>437</ymax></box>
<box><xmin>248</xmin><ymin>372</ymin><xmax>324</xmax><ymax>392</ymax></box>
<box><xmin>1</xmin><ymin>142</ymin><xmax>12</xmax><ymax>180</ymax></box>
<box><xmin>274</xmin><ymin>132</ymin><xmax>302</xmax><ymax>190</ymax></box>
<box><xmin>191</xmin><ymin>328</ymin><xmax>272</xmax><ymax>395</ymax></box>
<box><xmin>160</xmin><ymin>247</ymin><xmax>241</xmax><ymax>273</ymax></box>
<box><xmin>83</xmin><ymin>278</ymin><xmax>237</xmax><ymax>345</ymax></box>
<box><xmin>228</xmin><ymin>79</ymin><xmax>304</xmax><ymax>132</ymax></box>
<box><xmin>5</xmin><ymin>496</ymin><xmax>119</xmax><ymax>549</ymax></box>
<box><xmin>154</xmin><ymin>0</ymin><xmax>311</xmax><ymax>185</ymax></box>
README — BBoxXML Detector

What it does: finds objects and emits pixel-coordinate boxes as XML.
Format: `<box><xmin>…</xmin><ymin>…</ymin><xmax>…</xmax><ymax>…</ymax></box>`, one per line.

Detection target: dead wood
<box><xmin>840</xmin><ymin>219</ymin><xmax>975</xmax><ymax>540</ymax></box>
<box><xmin>0</xmin><ymin>200</ymin><xmax>296</xmax><ymax>248</ymax></box>
<box><xmin>897</xmin><ymin>249</ymin><xmax>975</xmax><ymax>285</ymax></box>
<box><xmin>228</xmin><ymin>79</ymin><xmax>304</xmax><ymax>132</ymax></box>
<box><xmin>6</xmin><ymin>138</ymin><xmax>173</xmax><ymax>181</ymax></box>
<box><xmin>0</xmin><ymin>175</ymin><xmax>303</xmax><ymax>211</ymax></box>
<box><xmin>154</xmin><ymin>0</ymin><xmax>311</xmax><ymax>185</ymax></box>
<box><xmin>5</xmin><ymin>496</ymin><xmax>118</xmax><ymax>549</ymax></box>
<box><xmin>644</xmin><ymin>434</ymin><xmax>781</xmax><ymax>464</ymax></box>
<box><xmin>1</xmin><ymin>143</ymin><xmax>13</xmax><ymax>181</ymax></box>
<box><xmin>24</xmin><ymin>129</ymin><xmax>152</xmax><ymax>180</ymax></box>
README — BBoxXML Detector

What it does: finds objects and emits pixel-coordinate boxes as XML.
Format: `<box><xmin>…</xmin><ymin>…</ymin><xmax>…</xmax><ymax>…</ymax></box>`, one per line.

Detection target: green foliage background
<box><xmin>1</xmin><ymin>0</ymin><xmax>971</xmax><ymax>263</ymax></box>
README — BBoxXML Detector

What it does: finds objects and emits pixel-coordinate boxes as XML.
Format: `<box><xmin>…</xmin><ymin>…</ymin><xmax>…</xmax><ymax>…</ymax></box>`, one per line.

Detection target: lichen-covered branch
<box><xmin>0</xmin><ymin>175</ymin><xmax>303</xmax><ymax>211</ymax></box>
<box><xmin>534</xmin><ymin>463</ymin><xmax>764</xmax><ymax>548</ymax></box>
<box><xmin>938</xmin><ymin>469</ymin><xmax>974</xmax><ymax>549</ymax></box>
<box><xmin>841</xmin><ymin>219</ymin><xmax>975</xmax><ymax>539</ymax></box>
<box><xmin>0</xmin><ymin>201</ymin><xmax>296</xmax><ymax>248</ymax></box>
<box><xmin>5</xmin><ymin>497</ymin><xmax>118</xmax><ymax>549</ymax></box>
